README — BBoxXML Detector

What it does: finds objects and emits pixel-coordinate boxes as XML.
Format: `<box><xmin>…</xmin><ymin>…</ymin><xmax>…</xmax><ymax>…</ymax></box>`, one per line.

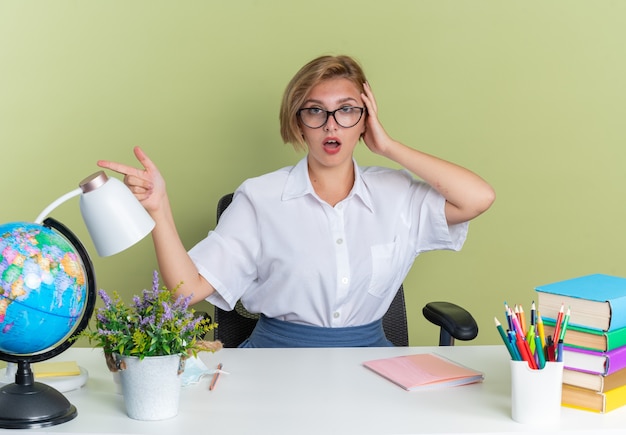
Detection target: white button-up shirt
<box><xmin>189</xmin><ymin>157</ymin><xmax>468</xmax><ymax>327</ymax></box>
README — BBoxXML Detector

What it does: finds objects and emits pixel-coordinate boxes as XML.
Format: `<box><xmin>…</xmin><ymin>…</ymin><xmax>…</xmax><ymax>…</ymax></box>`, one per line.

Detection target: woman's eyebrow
<box><xmin>302</xmin><ymin>97</ymin><xmax>359</xmax><ymax>106</ymax></box>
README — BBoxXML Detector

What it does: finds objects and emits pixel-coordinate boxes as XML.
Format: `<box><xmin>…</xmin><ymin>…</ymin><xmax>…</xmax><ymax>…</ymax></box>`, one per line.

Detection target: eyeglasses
<box><xmin>297</xmin><ymin>106</ymin><xmax>365</xmax><ymax>129</ymax></box>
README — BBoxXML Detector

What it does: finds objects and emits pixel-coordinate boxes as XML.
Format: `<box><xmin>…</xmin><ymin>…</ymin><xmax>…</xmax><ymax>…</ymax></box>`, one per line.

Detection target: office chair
<box><xmin>212</xmin><ymin>193</ymin><xmax>478</xmax><ymax>347</ymax></box>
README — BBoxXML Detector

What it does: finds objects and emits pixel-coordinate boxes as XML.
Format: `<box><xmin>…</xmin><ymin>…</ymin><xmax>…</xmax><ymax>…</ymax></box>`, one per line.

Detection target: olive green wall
<box><xmin>2</xmin><ymin>1</ymin><xmax>625</xmax><ymax>346</ymax></box>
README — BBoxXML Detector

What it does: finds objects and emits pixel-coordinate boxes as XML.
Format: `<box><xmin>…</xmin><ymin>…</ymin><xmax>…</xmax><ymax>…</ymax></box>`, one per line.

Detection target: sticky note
<box><xmin>32</xmin><ymin>361</ymin><xmax>81</xmax><ymax>378</ymax></box>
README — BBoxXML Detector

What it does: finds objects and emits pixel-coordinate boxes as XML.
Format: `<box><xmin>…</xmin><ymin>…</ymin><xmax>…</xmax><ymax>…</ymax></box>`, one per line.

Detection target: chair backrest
<box><xmin>213</xmin><ymin>193</ymin><xmax>409</xmax><ymax>347</ymax></box>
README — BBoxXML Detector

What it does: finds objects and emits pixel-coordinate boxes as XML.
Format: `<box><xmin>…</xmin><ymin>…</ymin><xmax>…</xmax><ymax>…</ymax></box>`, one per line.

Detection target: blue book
<box><xmin>536</xmin><ymin>274</ymin><xmax>626</xmax><ymax>332</ymax></box>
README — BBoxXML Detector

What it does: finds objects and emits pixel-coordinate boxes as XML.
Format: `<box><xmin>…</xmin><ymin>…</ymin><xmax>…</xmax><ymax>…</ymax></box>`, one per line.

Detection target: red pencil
<box><xmin>514</xmin><ymin>334</ymin><xmax>538</xmax><ymax>369</ymax></box>
<box><xmin>552</xmin><ymin>303</ymin><xmax>565</xmax><ymax>350</ymax></box>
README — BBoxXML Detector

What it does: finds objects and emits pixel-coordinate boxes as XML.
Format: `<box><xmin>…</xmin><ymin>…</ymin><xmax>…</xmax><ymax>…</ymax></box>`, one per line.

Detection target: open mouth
<box><xmin>323</xmin><ymin>137</ymin><xmax>341</xmax><ymax>152</ymax></box>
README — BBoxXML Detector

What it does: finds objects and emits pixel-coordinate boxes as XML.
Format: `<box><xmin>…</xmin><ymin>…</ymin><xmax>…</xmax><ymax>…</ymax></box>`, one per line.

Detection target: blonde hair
<box><xmin>280</xmin><ymin>55</ymin><xmax>368</xmax><ymax>150</ymax></box>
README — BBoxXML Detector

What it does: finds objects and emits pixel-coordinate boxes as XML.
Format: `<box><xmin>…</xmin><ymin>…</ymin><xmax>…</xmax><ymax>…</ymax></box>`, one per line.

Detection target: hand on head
<box><xmin>360</xmin><ymin>82</ymin><xmax>394</xmax><ymax>157</ymax></box>
<box><xmin>97</xmin><ymin>146</ymin><xmax>166</xmax><ymax>214</ymax></box>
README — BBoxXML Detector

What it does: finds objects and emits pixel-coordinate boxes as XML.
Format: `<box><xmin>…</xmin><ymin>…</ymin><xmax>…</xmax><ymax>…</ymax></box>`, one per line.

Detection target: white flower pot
<box><xmin>116</xmin><ymin>354</ymin><xmax>184</xmax><ymax>421</ymax></box>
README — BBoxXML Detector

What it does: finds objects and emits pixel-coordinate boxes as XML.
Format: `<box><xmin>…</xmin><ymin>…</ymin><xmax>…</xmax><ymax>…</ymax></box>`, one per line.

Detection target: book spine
<box><xmin>565</xmin><ymin>346</ymin><xmax>626</xmax><ymax>375</ymax></box>
<box><xmin>606</xmin><ymin>346</ymin><xmax>626</xmax><ymax>374</ymax></box>
<box><xmin>609</xmin><ymin>296</ymin><xmax>626</xmax><ymax>330</ymax></box>
<box><xmin>606</xmin><ymin>328</ymin><xmax>626</xmax><ymax>351</ymax></box>
<box><xmin>605</xmin><ymin>382</ymin><xmax>626</xmax><ymax>412</ymax></box>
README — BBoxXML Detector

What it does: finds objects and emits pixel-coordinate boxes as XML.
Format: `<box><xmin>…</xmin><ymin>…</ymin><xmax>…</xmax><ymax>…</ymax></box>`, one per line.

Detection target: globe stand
<box><xmin>0</xmin><ymin>360</ymin><xmax>77</xmax><ymax>429</ymax></box>
<box><xmin>0</xmin><ymin>218</ymin><xmax>97</xmax><ymax>429</ymax></box>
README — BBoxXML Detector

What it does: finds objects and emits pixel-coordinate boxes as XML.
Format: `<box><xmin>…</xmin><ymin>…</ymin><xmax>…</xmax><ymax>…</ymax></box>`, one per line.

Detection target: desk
<box><xmin>3</xmin><ymin>346</ymin><xmax>626</xmax><ymax>435</ymax></box>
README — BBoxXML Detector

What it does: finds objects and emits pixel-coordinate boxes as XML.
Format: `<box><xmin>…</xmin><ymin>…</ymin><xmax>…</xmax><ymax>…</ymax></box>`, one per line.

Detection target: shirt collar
<box><xmin>282</xmin><ymin>156</ymin><xmax>374</xmax><ymax>213</ymax></box>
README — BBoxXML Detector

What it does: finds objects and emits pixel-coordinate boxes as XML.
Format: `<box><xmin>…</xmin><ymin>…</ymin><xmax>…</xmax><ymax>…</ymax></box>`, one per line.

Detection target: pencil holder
<box><xmin>510</xmin><ymin>360</ymin><xmax>563</xmax><ymax>425</ymax></box>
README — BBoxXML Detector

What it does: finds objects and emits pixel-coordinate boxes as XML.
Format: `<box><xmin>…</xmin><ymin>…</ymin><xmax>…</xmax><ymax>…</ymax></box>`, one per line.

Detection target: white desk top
<box><xmin>3</xmin><ymin>345</ymin><xmax>626</xmax><ymax>435</ymax></box>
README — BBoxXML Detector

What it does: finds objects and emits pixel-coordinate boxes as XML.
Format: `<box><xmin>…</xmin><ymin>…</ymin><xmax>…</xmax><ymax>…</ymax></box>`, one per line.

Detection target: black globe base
<box><xmin>0</xmin><ymin>381</ymin><xmax>77</xmax><ymax>429</ymax></box>
<box><xmin>0</xmin><ymin>361</ymin><xmax>77</xmax><ymax>429</ymax></box>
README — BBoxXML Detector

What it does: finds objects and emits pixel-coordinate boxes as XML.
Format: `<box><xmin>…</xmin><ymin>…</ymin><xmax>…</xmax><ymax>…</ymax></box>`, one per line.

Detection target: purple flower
<box><xmin>140</xmin><ymin>314</ymin><xmax>156</xmax><ymax>328</ymax></box>
<box><xmin>79</xmin><ymin>270</ymin><xmax>214</xmax><ymax>358</ymax></box>
<box><xmin>161</xmin><ymin>301</ymin><xmax>174</xmax><ymax>321</ymax></box>
<box><xmin>173</xmin><ymin>293</ymin><xmax>192</xmax><ymax>311</ymax></box>
<box><xmin>98</xmin><ymin>289</ymin><xmax>112</xmax><ymax>307</ymax></box>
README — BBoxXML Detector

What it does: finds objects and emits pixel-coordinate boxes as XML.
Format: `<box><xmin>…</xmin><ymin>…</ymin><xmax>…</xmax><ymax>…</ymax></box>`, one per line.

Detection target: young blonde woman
<box><xmin>98</xmin><ymin>55</ymin><xmax>495</xmax><ymax>347</ymax></box>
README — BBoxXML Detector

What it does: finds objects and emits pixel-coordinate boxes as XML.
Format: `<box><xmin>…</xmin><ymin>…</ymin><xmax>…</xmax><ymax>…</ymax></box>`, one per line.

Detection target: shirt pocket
<box><xmin>368</xmin><ymin>241</ymin><xmax>400</xmax><ymax>298</ymax></box>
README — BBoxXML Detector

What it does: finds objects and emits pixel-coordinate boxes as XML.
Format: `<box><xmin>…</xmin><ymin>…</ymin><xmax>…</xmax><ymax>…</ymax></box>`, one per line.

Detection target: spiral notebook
<box><xmin>363</xmin><ymin>353</ymin><xmax>484</xmax><ymax>391</ymax></box>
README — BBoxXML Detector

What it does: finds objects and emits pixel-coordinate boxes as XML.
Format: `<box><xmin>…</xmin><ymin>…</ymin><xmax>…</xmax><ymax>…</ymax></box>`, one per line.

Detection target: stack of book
<box><xmin>536</xmin><ymin>273</ymin><xmax>626</xmax><ymax>413</ymax></box>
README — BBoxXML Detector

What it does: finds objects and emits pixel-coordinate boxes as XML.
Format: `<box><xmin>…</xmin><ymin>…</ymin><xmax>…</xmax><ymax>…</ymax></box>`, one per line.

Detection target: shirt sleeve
<box><xmin>410</xmin><ymin>181</ymin><xmax>469</xmax><ymax>255</ymax></box>
<box><xmin>188</xmin><ymin>190</ymin><xmax>260</xmax><ymax>310</ymax></box>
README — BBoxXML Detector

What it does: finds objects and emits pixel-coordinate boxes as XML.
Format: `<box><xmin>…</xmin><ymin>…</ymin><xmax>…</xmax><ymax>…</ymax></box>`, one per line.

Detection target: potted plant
<box><xmin>79</xmin><ymin>270</ymin><xmax>221</xmax><ymax>420</ymax></box>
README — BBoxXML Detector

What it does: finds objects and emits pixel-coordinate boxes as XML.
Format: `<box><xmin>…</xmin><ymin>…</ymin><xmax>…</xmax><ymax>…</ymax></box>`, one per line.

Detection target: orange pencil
<box><xmin>209</xmin><ymin>363</ymin><xmax>223</xmax><ymax>391</ymax></box>
<box><xmin>518</xmin><ymin>304</ymin><xmax>527</xmax><ymax>337</ymax></box>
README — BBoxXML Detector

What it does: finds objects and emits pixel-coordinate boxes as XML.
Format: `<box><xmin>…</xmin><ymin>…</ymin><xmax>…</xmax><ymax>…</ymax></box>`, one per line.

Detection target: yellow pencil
<box><xmin>536</xmin><ymin>310</ymin><xmax>546</xmax><ymax>349</ymax></box>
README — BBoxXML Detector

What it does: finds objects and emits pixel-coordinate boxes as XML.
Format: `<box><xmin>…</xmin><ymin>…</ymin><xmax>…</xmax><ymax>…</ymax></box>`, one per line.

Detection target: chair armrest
<box><xmin>422</xmin><ymin>301</ymin><xmax>478</xmax><ymax>345</ymax></box>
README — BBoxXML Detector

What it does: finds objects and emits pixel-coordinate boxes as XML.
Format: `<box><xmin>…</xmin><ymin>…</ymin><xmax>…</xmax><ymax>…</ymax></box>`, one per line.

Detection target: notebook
<box><xmin>363</xmin><ymin>353</ymin><xmax>484</xmax><ymax>391</ymax></box>
<box><xmin>32</xmin><ymin>361</ymin><xmax>81</xmax><ymax>378</ymax></box>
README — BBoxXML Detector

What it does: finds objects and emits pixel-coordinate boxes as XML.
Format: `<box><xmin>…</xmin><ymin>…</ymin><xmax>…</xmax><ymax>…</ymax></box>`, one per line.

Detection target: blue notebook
<box><xmin>536</xmin><ymin>274</ymin><xmax>626</xmax><ymax>332</ymax></box>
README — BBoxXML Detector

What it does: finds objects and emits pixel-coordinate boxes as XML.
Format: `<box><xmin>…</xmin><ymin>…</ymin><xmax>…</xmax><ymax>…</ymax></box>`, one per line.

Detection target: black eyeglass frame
<box><xmin>297</xmin><ymin>106</ymin><xmax>366</xmax><ymax>129</ymax></box>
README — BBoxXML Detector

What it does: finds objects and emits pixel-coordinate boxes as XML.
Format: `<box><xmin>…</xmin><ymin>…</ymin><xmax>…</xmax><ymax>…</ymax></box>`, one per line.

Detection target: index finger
<box><xmin>97</xmin><ymin>146</ymin><xmax>157</xmax><ymax>179</ymax></box>
<box><xmin>97</xmin><ymin>159</ymin><xmax>143</xmax><ymax>178</ymax></box>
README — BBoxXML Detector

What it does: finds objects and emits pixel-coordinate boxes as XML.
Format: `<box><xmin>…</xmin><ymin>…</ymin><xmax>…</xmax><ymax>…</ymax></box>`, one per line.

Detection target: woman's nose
<box><xmin>324</xmin><ymin>113</ymin><xmax>339</xmax><ymax>131</ymax></box>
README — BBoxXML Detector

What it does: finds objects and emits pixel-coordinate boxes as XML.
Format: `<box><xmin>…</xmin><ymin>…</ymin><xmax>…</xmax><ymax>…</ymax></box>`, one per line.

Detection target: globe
<box><xmin>0</xmin><ymin>218</ymin><xmax>96</xmax><ymax>429</ymax></box>
<box><xmin>0</xmin><ymin>222</ymin><xmax>88</xmax><ymax>355</ymax></box>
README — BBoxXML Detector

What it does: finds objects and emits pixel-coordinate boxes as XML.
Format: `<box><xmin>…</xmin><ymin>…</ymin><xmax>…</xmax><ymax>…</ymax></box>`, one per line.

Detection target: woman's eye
<box><xmin>306</xmin><ymin>108</ymin><xmax>323</xmax><ymax>115</ymax></box>
<box><xmin>339</xmin><ymin>106</ymin><xmax>355</xmax><ymax>113</ymax></box>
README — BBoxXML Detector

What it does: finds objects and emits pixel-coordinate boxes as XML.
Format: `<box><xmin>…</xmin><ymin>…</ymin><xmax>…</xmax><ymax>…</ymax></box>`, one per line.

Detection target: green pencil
<box><xmin>495</xmin><ymin>317</ymin><xmax>519</xmax><ymax>360</ymax></box>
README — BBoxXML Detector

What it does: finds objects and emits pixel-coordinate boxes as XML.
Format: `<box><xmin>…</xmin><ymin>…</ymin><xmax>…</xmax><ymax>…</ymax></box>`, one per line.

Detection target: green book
<box><xmin>543</xmin><ymin>319</ymin><xmax>626</xmax><ymax>352</ymax></box>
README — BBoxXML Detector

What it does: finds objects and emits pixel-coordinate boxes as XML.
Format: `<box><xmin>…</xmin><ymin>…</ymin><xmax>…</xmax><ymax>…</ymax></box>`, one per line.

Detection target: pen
<box><xmin>507</xmin><ymin>306</ymin><xmax>516</xmax><ymax>333</ymax></box>
<box><xmin>504</xmin><ymin>302</ymin><xmax>514</xmax><ymax>331</ymax></box>
<box><xmin>534</xmin><ymin>334</ymin><xmax>546</xmax><ymax>369</ymax></box>
<box><xmin>209</xmin><ymin>363</ymin><xmax>223</xmax><ymax>391</ymax></box>
<box><xmin>556</xmin><ymin>339</ymin><xmax>564</xmax><ymax>362</ymax></box>
<box><xmin>546</xmin><ymin>335</ymin><xmax>555</xmax><ymax>362</ymax></box>
<box><xmin>508</xmin><ymin>330</ymin><xmax>522</xmax><ymax>361</ymax></box>
<box><xmin>510</xmin><ymin>309</ymin><xmax>523</xmax><ymax>336</ymax></box>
